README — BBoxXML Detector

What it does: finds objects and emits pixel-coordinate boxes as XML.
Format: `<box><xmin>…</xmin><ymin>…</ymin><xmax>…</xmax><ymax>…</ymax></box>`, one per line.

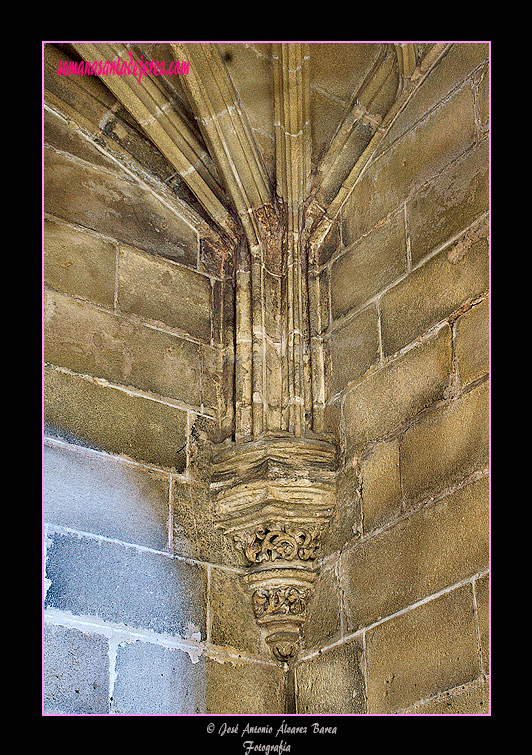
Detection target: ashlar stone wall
<box><xmin>43</xmin><ymin>42</ymin><xmax>490</xmax><ymax>716</ymax></box>
<box><xmin>43</xmin><ymin>66</ymin><xmax>285</xmax><ymax>714</ymax></box>
<box><xmin>298</xmin><ymin>43</ymin><xmax>489</xmax><ymax>714</ymax></box>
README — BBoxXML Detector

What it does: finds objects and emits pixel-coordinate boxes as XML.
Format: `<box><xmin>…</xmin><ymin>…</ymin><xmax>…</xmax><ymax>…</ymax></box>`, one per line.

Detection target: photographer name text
<box><xmin>207</xmin><ymin>719</ymin><xmax>338</xmax><ymax>754</ymax></box>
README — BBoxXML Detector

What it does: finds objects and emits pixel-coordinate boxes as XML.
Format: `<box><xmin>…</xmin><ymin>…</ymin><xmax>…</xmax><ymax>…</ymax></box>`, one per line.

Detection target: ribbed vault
<box><xmin>53</xmin><ymin>43</ymin><xmax>447</xmax><ymax>247</ymax></box>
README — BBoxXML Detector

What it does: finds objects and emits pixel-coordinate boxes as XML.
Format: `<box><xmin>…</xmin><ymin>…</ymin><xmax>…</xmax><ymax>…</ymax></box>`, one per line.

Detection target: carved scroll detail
<box><xmin>234</xmin><ymin>524</ymin><xmax>320</xmax><ymax>564</ymax></box>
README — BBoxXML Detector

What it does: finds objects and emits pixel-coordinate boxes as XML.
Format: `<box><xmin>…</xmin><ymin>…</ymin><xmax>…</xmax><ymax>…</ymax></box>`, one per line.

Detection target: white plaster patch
<box><xmin>43</xmin><ymin>607</ymin><xmax>207</xmax><ymax>664</ymax></box>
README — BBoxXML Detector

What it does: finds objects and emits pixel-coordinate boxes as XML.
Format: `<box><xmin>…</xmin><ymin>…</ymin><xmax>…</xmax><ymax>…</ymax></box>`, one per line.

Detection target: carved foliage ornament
<box><xmin>252</xmin><ymin>586</ymin><xmax>311</xmax><ymax>619</ymax></box>
<box><xmin>234</xmin><ymin>524</ymin><xmax>320</xmax><ymax>564</ymax></box>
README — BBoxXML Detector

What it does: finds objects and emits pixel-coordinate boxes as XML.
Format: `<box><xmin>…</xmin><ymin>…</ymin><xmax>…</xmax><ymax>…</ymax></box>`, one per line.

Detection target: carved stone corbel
<box><xmin>211</xmin><ymin>434</ymin><xmax>336</xmax><ymax>662</ymax></box>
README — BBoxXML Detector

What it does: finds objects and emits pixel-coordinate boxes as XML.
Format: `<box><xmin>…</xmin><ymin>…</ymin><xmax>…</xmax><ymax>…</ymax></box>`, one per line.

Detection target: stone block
<box><xmin>475</xmin><ymin>573</ymin><xmax>490</xmax><ymax>671</ymax></box>
<box><xmin>44</xmin><ymin>148</ymin><xmax>198</xmax><ymax>266</ymax></box>
<box><xmin>45</xmin><ymin>530</ymin><xmax>207</xmax><ymax>639</ymax></box>
<box><xmin>205</xmin><ymin>657</ymin><xmax>285</xmax><ymax>714</ymax></box>
<box><xmin>311</xmin><ymin>43</ymin><xmax>382</xmax><ymax>104</ymax></box>
<box><xmin>44</xmin><ymin>107</ymin><xmax>125</xmax><ymax>174</ymax></box>
<box><xmin>43</xmin><ymin>623</ymin><xmax>109</xmax><ymax>714</ymax></box>
<box><xmin>342</xmin><ymin>84</ymin><xmax>476</xmax><ymax>243</ymax></box>
<box><xmin>219</xmin><ymin>43</ymin><xmax>274</xmax><ymax>143</ymax></box>
<box><xmin>401</xmin><ymin>381</ymin><xmax>489</xmax><ymax>506</ymax></box>
<box><xmin>407</xmin><ymin>139</ymin><xmax>489</xmax><ymax>266</ymax></box>
<box><xmin>360</xmin><ymin>439</ymin><xmax>402</xmax><ymax>533</ymax></box>
<box><xmin>320</xmin><ymin>460</ymin><xmax>362</xmax><ymax>557</ymax></box>
<box><xmin>455</xmin><ymin>298</ymin><xmax>490</xmax><ymax>387</ymax></box>
<box><xmin>332</xmin><ymin>210</ymin><xmax>407</xmax><ymax>320</ymax></box>
<box><xmin>44</xmin><ymin>288</ymin><xmax>202</xmax><ymax>406</ymax></box>
<box><xmin>44</xmin><ymin>45</ymin><xmax>115</xmax><ymax>130</ymax></box>
<box><xmin>408</xmin><ymin>682</ymin><xmax>489</xmax><ymax>714</ymax></box>
<box><xmin>385</xmin><ymin>43</ymin><xmax>489</xmax><ymax>147</ymax></box>
<box><xmin>342</xmin><ymin>325</ymin><xmax>452</xmax><ymax>452</ymax></box>
<box><xmin>209</xmin><ymin>567</ymin><xmax>261</xmax><ymax>655</ymax></box>
<box><xmin>365</xmin><ymin>585</ymin><xmax>479</xmax><ymax>713</ymax></box>
<box><xmin>303</xmin><ymin>558</ymin><xmax>341</xmax><ymax>649</ymax></box>
<box><xmin>171</xmin><ymin>479</ymin><xmax>235</xmax><ymax>567</ymax></box>
<box><xmin>296</xmin><ymin>639</ymin><xmax>366</xmax><ymax>714</ymax></box>
<box><xmin>380</xmin><ymin>235</ymin><xmax>489</xmax><ymax>356</ymax></box>
<box><xmin>44</xmin><ymin>366</ymin><xmax>188</xmax><ymax>471</ymax></box>
<box><xmin>328</xmin><ymin>304</ymin><xmax>379</xmax><ymax>396</ymax></box>
<box><xmin>43</xmin><ymin>442</ymin><xmax>170</xmax><ymax>550</ymax></box>
<box><xmin>112</xmin><ymin>641</ymin><xmax>206</xmax><ymax>714</ymax></box>
<box><xmin>45</xmin><ymin>48</ymin><xmax>185</xmax><ymax>189</ymax></box>
<box><xmin>44</xmin><ymin>217</ymin><xmax>117</xmax><ymax>308</ymax></box>
<box><xmin>310</xmin><ymin>86</ymin><xmax>348</xmax><ymax>167</ymax></box>
<box><xmin>340</xmin><ymin>476</ymin><xmax>489</xmax><ymax>632</ymax></box>
<box><xmin>318</xmin><ymin>220</ymin><xmax>340</xmax><ymax>266</ymax></box>
<box><xmin>118</xmin><ymin>244</ymin><xmax>211</xmax><ymax>341</ymax></box>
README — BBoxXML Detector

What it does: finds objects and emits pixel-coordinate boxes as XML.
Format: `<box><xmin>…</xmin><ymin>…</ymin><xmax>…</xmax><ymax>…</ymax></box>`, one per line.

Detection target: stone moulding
<box><xmin>211</xmin><ymin>434</ymin><xmax>337</xmax><ymax>662</ymax></box>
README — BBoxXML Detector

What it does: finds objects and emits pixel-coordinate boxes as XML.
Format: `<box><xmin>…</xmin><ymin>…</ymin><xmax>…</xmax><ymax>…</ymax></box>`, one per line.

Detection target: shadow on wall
<box><xmin>43</xmin><ymin>426</ymin><xmax>173</xmax><ymax>551</ymax></box>
<box><xmin>43</xmin><ymin>432</ymin><xmax>208</xmax><ymax>715</ymax></box>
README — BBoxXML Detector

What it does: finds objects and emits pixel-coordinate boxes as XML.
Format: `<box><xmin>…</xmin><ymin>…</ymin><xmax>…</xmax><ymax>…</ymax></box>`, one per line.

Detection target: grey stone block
<box><xmin>112</xmin><ymin>641</ymin><xmax>206</xmax><ymax>714</ymax></box>
<box><xmin>43</xmin><ymin>443</ymin><xmax>170</xmax><ymax>551</ymax></box>
<box><xmin>43</xmin><ymin>623</ymin><xmax>109</xmax><ymax>714</ymax></box>
<box><xmin>45</xmin><ymin>531</ymin><xmax>207</xmax><ymax>638</ymax></box>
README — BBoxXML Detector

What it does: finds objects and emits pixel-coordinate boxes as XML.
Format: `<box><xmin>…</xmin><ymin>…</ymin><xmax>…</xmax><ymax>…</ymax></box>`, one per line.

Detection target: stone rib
<box><xmin>171</xmin><ymin>43</ymin><xmax>279</xmax><ymax>439</ymax></box>
<box><xmin>308</xmin><ymin>43</ymin><xmax>453</xmax><ymax>247</ymax></box>
<box><xmin>172</xmin><ymin>43</ymin><xmax>272</xmax><ymax>223</ymax></box>
<box><xmin>72</xmin><ymin>42</ymin><xmax>237</xmax><ymax>240</ymax></box>
<box><xmin>314</xmin><ymin>44</ymin><xmax>400</xmax><ymax>209</ymax></box>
